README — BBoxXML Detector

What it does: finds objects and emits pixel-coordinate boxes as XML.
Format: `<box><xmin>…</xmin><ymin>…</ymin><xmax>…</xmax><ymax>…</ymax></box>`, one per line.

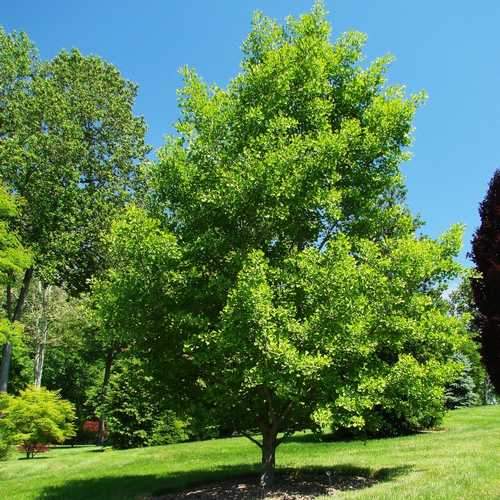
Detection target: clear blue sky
<box><xmin>3</xmin><ymin>1</ymin><xmax>500</xmax><ymax>264</ymax></box>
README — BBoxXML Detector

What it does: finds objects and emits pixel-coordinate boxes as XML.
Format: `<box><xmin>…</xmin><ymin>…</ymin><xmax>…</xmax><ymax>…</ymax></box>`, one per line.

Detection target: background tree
<box><xmin>470</xmin><ymin>169</ymin><xmax>500</xmax><ymax>393</ymax></box>
<box><xmin>89</xmin><ymin>206</ymin><xmax>186</xmax><ymax>444</ymax></box>
<box><xmin>447</xmin><ymin>277</ymin><xmax>496</xmax><ymax>405</ymax></box>
<box><xmin>23</xmin><ymin>281</ymin><xmax>91</xmax><ymax>389</ymax></box>
<box><xmin>0</xmin><ymin>26</ymin><xmax>149</xmax><ymax>391</ymax></box>
<box><xmin>0</xmin><ymin>386</ymin><xmax>76</xmax><ymax>458</ymax></box>
<box><xmin>96</xmin><ymin>356</ymin><xmax>190</xmax><ymax>449</ymax></box>
<box><xmin>0</xmin><ymin>183</ymin><xmax>31</xmax><ymax>392</ymax></box>
<box><xmin>445</xmin><ymin>352</ymin><xmax>478</xmax><ymax>409</ymax></box>
<box><xmin>140</xmin><ymin>3</ymin><xmax>468</xmax><ymax>487</ymax></box>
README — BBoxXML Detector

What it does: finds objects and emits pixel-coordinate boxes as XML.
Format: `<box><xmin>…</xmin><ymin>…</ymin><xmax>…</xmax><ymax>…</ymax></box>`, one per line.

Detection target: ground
<box><xmin>0</xmin><ymin>406</ymin><xmax>498</xmax><ymax>499</ymax></box>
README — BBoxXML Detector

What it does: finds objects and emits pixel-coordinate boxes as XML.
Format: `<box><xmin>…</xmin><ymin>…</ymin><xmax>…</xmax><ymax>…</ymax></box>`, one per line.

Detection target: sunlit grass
<box><xmin>0</xmin><ymin>405</ymin><xmax>498</xmax><ymax>499</ymax></box>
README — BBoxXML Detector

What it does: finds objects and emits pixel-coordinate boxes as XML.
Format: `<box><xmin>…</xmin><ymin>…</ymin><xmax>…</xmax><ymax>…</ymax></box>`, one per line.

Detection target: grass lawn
<box><xmin>1</xmin><ymin>405</ymin><xmax>498</xmax><ymax>499</ymax></box>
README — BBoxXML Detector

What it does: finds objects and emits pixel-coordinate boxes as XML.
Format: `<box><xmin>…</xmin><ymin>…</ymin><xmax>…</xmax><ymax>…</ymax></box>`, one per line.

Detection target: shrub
<box><xmin>146</xmin><ymin>411</ymin><xmax>190</xmax><ymax>446</ymax></box>
<box><xmin>16</xmin><ymin>442</ymin><xmax>49</xmax><ymax>457</ymax></box>
<box><xmin>0</xmin><ymin>434</ymin><xmax>11</xmax><ymax>461</ymax></box>
<box><xmin>0</xmin><ymin>386</ymin><xmax>76</xmax><ymax>458</ymax></box>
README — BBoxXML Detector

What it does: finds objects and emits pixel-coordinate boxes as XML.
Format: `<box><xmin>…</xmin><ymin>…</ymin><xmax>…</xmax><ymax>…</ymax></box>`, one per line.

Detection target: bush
<box><xmin>146</xmin><ymin>411</ymin><xmax>190</xmax><ymax>446</ymax></box>
<box><xmin>100</xmin><ymin>357</ymin><xmax>190</xmax><ymax>449</ymax></box>
<box><xmin>0</xmin><ymin>434</ymin><xmax>11</xmax><ymax>461</ymax></box>
<box><xmin>16</xmin><ymin>442</ymin><xmax>49</xmax><ymax>457</ymax></box>
<box><xmin>0</xmin><ymin>386</ymin><xmax>76</xmax><ymax>458</ymax></box>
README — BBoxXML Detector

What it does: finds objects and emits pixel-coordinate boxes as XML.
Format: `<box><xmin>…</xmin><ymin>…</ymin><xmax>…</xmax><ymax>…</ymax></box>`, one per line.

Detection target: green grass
<box><xmin>1</xmin><ymin>405</ymin><xmax>499</xmax><ymax>499</ymax></box>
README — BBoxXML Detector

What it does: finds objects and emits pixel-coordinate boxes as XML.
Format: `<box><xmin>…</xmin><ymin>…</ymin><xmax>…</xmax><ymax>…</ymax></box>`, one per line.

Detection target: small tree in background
<box><xmin>447</xmin><ymin>277</ymin><xmax>496</xmax><ymax>405</ymax></box>
<box><xmin>0</xmin><ymin>386</ymin><xmax>76</xmax><ymax>458</ymax></box>
<box><xmin>470</xmin><ymin>170</ymin><xmax>500</xmax><ymax>393</ymax></box>
<box><xmin>445</xmin><ymin>353</ymin><xmax>478</xmax><ymax>409</ymax></box>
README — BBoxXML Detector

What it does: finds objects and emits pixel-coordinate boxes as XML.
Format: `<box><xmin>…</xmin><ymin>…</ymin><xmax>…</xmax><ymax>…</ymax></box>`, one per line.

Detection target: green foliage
<box><xmin>30</xmin><ymin>294</ymin><xmax>102</xmax><ymax>424</ymax></box>
<box><xmin>100</xmin><ymin>357</ymin><xmax>159</xmax><ymax>449</ymax></box>
<box><xmin>91</xmin><ymin>206</ymin><xmax>182</xmax><ymax>347</ymax></box>
<box><xmin>99</xmin><ymin>357</ymin><xmax>189</xmax><ymax>449</ymax></box>
<box><xmin>122</xmin><ymin>5</ymin><xmax>469</xmax><ymax>483</ymax></box>
<box><xmin>447</xmin><ymin>276</ymin><xmax>496</xmax><ymax>405</ymax></box>
<box><xmin>0</xmin><ymin>184</ymin><xmax>31</xmax><ymax>284</ymax></box>
<box><xmin>147</xmin><ymin>412</ymin><xmax>190</xmax><ymax>447</ymax></box>
<box><xmin>445</xmin><ymin>353</ymin><xmax>479</xmax><ymax>409</ymax></box>
<box><xmin>89</xmin><ymin>206</ymin><xmax>194</xmax><ymax>408</ymax></box>
<box><xmin>0</xmin><ymin>27</ymin><xmax>36</xmax><ymax>100</ymax></box>
<box><xmin>0</xmin><ymin>386</ymin><xmax>76</xmax><ymax>457</ymax></box>
<box><xmin>0</xmin><ymin>28</ymin><xmax>149</xmax><ymax>291</ymax></box>
<box><xmin>0</xmin><ymin>25</ymin><xmax>148</xmax><ymax>394</ymax></box>
<box><xmin>0</xmin><ymin>182</ymin><xmax>32</xmax><ymax>392</ymax></box>
<box><xmin>0</xmin><ymin>429</ymin><xmax>11</xmax><ymax>461</ymax></box>
<box><xmin>0</xmin><ymin>318</ymin><xmax>32</xmax><ymax>393</ymax></box>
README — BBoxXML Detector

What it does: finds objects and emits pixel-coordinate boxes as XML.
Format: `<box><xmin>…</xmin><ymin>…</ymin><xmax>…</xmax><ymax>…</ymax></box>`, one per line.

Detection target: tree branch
<box><xmin>276</xmin><ymin>430</ymin><xmax>295</xmax><ymax>447</ymax></box>
<box><xmin>240</xmin><ymin>431</ymin><xmax>263</xmax><ymax>448</ymax></box>
<box><xmin>12</xmin><ymin>267</ymin><xmax>33</xmax><ymax>321</ymax></box>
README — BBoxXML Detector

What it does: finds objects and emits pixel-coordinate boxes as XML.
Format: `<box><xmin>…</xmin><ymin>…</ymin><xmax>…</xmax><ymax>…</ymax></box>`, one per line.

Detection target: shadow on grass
<box><xmin>37</xmin><ymin>463</ymin><xmax>413</xmax><ymax>499</ymax></box>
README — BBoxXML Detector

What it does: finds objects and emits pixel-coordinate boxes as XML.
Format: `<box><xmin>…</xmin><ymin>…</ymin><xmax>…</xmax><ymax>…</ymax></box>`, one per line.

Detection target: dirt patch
<box><xmin>152</xmin><ymin>470</ymin><xmax>377</xmax><ymax>499</ymax></box>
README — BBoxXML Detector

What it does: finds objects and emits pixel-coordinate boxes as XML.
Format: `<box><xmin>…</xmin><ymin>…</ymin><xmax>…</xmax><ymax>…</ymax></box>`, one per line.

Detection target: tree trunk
<box><xmin>260</xmin><ymin>427</ymin><xmax>278</xmax><ymax>488</ymax></box>
<box><xmin>0</xmin><ymin>343</ymin><xmax>12</xmax><ymax>393</ymax></box>
<box><xmin>33</xmin><ymin>341</ymin><xmax>46</xmax><ymax>389</ymax></box>
<box><xmin>0</xmin><ymin>267</ymin><xmax>33</xmax><ymax>393</ymax></box>
<box><xmin>33</xmin><ymin>283</ymin><xmax>50</xmax><ymax>388</ymax></box>
<box><xmin>97</xmin><ymin>348</ymin><xmax>114</xmax><ymax>446</ymax></box>
<box><xmin>12</xmin><ymin>267</ymin><xmax>34</xmax><ymax>322</ymax></box>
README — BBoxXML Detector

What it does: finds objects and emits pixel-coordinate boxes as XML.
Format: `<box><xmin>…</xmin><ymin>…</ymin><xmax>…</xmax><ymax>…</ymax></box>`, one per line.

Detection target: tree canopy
<box><xmin>0</xmin><ymin>26</ymin><xmax>149</xmax><ymax>392</ymax></box>
<box><xmin>91</xmin><ymin>3</ymin><xmax>469</xmax><ymax>486</ymax></box>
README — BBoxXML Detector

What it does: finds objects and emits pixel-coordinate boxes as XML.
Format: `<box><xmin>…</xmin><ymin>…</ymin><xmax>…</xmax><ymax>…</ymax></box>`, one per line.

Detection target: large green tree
<box><xmin>0</xmin><ymin>27</ymin><xmax>149</xmax><ymax>391</ymax></box>
<box><xmin>138</xmin><ymin>4</ymin><xmax>466</xmax><ymax>486</ymax></box>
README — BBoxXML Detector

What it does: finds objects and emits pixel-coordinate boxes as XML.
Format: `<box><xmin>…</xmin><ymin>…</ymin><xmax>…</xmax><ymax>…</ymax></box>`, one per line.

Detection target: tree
<box><xmin>470</xmin><ymin>170</ymin><xmax>500</xmax><ymax>393</ymax></box>
<box><xmin>96</xmin><ymin>356</ymin><xmax>190</xmax><ymax>449</ymax></box>
<box><xmin>0</xmin><ymin>386</ymin><xmax>76</xmax><ymax>458</ymax></box>
<box><xmin>447</xmin><ymin>277</ymin><xmax>496</xmax><ymax>404</ymax></box>
<box><xmin>0</xmin><ymin>183</ymin><xmax>31</xmax><ymax>392</ymax></box>
<box><xmin>445</xmin><ymin>352</ymin><xmax>478</xmax><ymax>409</ymax></box>
<box><xmin>89</xmin><ymin>206</ymin><xmax>185</xmax><ymax>444</ymax></box>
<box><xmin>0</xmin><ymin>27</ymin><xmax>149</xmax><ymax>391</ymax></box>
<box><xmin>23</xmin><ymin>281</ymin><xmax>88</xmax><ymax>389</ymax></box>
<box><xmin>142</xmin><ymin>3</ymin><xmax>467</xmax><ymax>487</ymax></box>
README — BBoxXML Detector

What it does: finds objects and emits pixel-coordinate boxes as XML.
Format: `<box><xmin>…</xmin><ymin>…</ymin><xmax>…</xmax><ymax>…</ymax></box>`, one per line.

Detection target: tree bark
<box><xmin>33</xmin><ymin>340</ymin><xmax>46</xmax><ymax>389</ymax></box>
<box><xmin>13</xmin><ymin>267</ymin><xmax>34</xmax><ymax>322</ymax></box>
<box><xmin>260</xmin><ymin>426</ymin><xmax>278</xmax><ymax>488</ymax></box>
<box><xmin>33</xmin><ymin>283</ymin><xmax>50</xmax><ymax>388</ymax></box>
<box><xmin>0</xmin><ymin>267</ymin><xmax>34</xmax><ymax>393</ymax></box>
<box><xmin>0</xmin><ymin>343</ymin><xmax>12</xmax><ymax>393</ymax></box>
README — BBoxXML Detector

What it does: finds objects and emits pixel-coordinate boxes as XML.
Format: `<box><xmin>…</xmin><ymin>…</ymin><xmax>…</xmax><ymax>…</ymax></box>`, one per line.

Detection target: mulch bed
<box><xmin>152</xmin><ymin>470</ymin><xmax>377</xmax><ymax>499</ymax></box>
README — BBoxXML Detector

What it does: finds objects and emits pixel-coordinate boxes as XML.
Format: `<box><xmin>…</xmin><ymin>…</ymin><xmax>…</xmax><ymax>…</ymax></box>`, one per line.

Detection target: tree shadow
<box><xmin>38</xmin><ymin>463</ymin><xmax>413</xmax><ymax>499</ymax></box>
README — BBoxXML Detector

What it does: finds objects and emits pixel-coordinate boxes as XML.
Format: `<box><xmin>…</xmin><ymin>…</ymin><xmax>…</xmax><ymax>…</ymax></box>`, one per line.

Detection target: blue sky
<box><xmin>3</xmin><ymin>1</ymin><xmax>500</xmax><ymax>264</ymax></box>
